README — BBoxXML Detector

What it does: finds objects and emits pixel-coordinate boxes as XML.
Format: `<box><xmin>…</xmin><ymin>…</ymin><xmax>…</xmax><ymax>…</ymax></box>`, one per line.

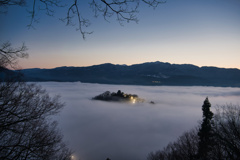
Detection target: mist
<box><xmin>39</xmin><ymin>82</ymin><xmax>240</xmax><ymax>160</ymax></box>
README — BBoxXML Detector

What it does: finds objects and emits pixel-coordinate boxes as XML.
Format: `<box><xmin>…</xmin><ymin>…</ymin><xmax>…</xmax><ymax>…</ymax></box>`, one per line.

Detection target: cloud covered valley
<box><xmin>39</xmin><ymin>82</ymin><xmax>240</xmax><ymax>160</ymax></box>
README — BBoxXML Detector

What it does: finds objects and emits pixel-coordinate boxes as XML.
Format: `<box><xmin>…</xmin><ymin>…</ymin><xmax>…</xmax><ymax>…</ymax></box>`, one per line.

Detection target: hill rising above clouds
<box><xmin>19</xmin><ymin>61</ymin><xmax>240</xmax><ymax>87</ymax></box>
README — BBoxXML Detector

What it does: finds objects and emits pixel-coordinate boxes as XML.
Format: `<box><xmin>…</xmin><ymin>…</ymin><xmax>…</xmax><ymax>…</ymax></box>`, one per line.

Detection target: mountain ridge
<box><xmin>17</xmin><ymin>61</ymin><xmax>240</xmax><ymax>87</ymax></box>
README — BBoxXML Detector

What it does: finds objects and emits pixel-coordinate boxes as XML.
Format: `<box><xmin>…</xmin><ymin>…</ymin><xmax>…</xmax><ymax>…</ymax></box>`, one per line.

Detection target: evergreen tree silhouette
<box><xmin>197</xmin><ymin>97</ymin><xmax>214</xmax><ymax>159</ymax></box>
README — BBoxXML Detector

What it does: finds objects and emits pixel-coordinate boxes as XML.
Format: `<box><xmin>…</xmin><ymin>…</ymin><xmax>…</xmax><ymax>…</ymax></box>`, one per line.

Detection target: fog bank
<box><xmin>39</xmin><ymin>82</ymin><xmax>240</xmax><ymax>160</ymax></box>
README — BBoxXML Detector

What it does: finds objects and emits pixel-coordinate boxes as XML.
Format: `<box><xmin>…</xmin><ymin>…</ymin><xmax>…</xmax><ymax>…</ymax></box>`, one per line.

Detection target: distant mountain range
<box><xmin>2</xmin><ymin>61</ymin><xmax>240</xmax><ymax>87</ymax></box>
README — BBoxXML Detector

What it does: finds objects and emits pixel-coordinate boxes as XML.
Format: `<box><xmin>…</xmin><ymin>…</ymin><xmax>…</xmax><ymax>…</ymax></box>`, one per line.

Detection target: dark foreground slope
<box><xmin>20</xmin><ymin>61</ymin><xmax>240</xmax><ymax>87</ymax></box>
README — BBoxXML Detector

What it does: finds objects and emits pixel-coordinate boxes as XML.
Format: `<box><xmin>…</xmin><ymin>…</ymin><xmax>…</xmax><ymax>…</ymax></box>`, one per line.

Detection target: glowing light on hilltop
<box><xmin>130</xmin><ymin>96</ymin><xmax>136</xmax><ymax>104</ymax></box>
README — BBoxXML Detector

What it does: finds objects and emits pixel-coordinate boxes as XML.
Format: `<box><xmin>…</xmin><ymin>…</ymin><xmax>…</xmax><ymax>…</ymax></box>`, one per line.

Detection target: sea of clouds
<box><xmin>39</xmin><ymin>82</ymin><xmax>240</xmax><ymax>160</ymax></box>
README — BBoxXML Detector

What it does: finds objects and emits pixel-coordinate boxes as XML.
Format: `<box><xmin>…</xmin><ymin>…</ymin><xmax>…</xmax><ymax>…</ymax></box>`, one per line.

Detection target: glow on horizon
<box><xmin>18</xmin><ymin>58</ymin><xmax>240</xmax><ymax>70</ymax></box>
<box><xmin>18</xmin><ymin>34</ymin><xmax>240</xmax><ymax>69</ymax></box>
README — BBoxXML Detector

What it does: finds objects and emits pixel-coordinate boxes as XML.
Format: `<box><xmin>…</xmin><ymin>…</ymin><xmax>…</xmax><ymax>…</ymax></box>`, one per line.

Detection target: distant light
<box><xmin>132</xmin><ymin>99</ymin><xmax>136</xmax><ymax>104</ymax></box>
<box><xmin>71</xmin><ymin>155</ymin><xmax>75</xmax><ymax>160</ymax></box>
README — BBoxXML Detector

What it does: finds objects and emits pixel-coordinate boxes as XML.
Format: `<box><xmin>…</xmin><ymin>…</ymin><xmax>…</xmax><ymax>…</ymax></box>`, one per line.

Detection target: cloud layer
<box><xmin>39</xmin><ymin>82</ymin><xmax>240</xmax><ymax>160</ymax></box>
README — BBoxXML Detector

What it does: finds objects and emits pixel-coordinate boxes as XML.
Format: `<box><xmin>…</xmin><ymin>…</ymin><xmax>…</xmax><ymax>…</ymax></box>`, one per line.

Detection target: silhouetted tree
<box><xmin>147</xmin><ymin>128</ymin><xmax>199</xmax><ymax>160</ymax></box>
<box><xmin>147</xmin><ymin>100</ymin><xmax>240</xmax><ymax>160</ymax></box>
<box><xmin>197</xmin><ymin>97</ymin><xmax>214</xmax><ymax>159</ymax></box>
<box><xmin>0</xmin><ymin>42</ymin><xmax>28</xmax><ymax>69</ymax></box>
<box><xmin>0</xmin><ymin>81</ymin><xmax>72</xmax><ymax>159</ymax></box>
<box><xmin>0</xmin><ymin>37</ymin><xmax>71</xmax><ymax>160</ymax></box>
<box><xmin>213</xmin><ymin>104</ymin><xmax>240</xmax><ymax>159</ymax></box>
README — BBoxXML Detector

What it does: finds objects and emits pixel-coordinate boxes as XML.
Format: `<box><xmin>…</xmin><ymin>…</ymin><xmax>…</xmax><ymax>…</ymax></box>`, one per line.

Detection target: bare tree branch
<box><xmin>147</xmin><ymin>128</ymin><xmax>199</xmax><ymax>160</ymax></box>
<box><xmin>0</xmin><ymin>82</ymin><xmax>72</xmax><ymax>159</ymax></box>
<box><xmin>142</xmin><ymin>0</ymin><xmax>165</xmax><ymax>8</ymax></box>
<box><xmin>0</xmin><ymin>0</ymin><xmax>26</xmax><ymax>6</ymax></box>
<box><xmin>1</xmin><ymin>0</ymin><xmax>165</xmax><ymax>38</ymax></box>
<box><xmin>26</xmin><ymin>0</ymin><xmax>64</xmax><ymax>29</ymax></box>
<box><xmin>98</xmin><ymin>0</ymin><xmax>139</xmax><ymax>24</ymax></box>
<box><xmin>60</xmin><ymin>0</ymin><xmax>93</xmax><ymax>39</ymax></box>
<box><xmin>214</xmin><ymin>104</ymin><xmax>240</xmax><ymax>159</ymax></box>
<box><xmin>0</xmin><ymin>42</ymin><xmax>28</xmax><ymax>69</ymax></box>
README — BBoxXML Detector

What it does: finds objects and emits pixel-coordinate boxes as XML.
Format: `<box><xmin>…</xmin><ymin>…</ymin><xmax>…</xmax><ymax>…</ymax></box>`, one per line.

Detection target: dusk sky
<box><xmin>1</xmin><ymin>0</ymin><xmax>240</xmax><ymax>69</ymax></box>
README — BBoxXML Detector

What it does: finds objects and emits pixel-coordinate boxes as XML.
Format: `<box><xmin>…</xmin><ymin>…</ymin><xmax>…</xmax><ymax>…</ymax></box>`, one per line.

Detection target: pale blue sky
<box><xmin>1</xmin><ymin>0</ymin><xmax>240</xmax><ymax>69</ymax></box>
